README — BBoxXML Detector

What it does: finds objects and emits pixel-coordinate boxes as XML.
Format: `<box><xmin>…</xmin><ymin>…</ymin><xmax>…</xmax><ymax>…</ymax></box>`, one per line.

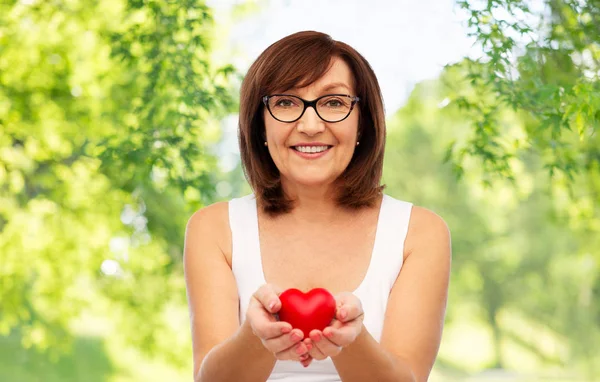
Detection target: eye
<box><xmin>320</xmin><ymin>96</ymin><xmax>348</xmax><ymax>108</ymax></box>
<box><xmin>273</xmin><ymin>97</ymin><xmax>300</xmax><ymax>108</ymax></box>
<box><xmin>276</xmin><ymin>99</ymin><xmax>292</xmax><ymax>107</ymax></box>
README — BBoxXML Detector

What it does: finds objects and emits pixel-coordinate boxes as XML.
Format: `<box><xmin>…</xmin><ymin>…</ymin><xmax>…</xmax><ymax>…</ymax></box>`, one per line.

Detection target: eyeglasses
<box><xmin>262</xmin><ymin>94</ymin><xmax>360</xmax><ymax>123</ymax></box>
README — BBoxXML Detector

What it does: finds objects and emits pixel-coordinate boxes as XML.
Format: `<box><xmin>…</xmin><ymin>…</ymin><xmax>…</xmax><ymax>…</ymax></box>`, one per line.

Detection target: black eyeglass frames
<box><xmin>262</xmin><ymin>94</ymin><xmax>360</xmax><ymax>123</ymax></box>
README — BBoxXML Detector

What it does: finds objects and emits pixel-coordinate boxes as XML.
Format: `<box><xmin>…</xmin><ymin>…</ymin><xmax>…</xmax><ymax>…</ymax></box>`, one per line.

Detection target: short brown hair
<box><xmin>238</xmin><ymin>30</ymin><xmax>386</xmax><ymax>216</ymax></box>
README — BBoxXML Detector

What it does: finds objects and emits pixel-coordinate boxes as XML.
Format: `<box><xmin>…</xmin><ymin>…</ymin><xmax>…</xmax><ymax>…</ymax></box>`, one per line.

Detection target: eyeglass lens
<box><xmin>267</xmin><ymin>95</ymin><xmax>353</xmax><ymax>122</ymax></box>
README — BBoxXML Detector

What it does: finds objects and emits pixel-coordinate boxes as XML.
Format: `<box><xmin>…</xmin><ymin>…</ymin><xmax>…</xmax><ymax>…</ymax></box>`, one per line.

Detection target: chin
<box><xmin>291</xmin><ymin>173</ymin><xmax>337</xmax><ymax>187</ymax></box>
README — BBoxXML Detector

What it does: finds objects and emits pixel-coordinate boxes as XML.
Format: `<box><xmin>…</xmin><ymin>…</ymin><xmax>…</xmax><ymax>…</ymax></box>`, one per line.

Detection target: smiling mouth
<box><xmin>291</xmin><ymin>146</ymin><xmax>333</xmax><ymax>153</ymax></box>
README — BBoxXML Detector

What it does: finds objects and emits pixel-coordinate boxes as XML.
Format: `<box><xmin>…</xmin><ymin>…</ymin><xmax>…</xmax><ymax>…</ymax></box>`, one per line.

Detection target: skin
<box><xmin>184</xmin><ymin>56</ymin><xmax>452</xmax><ymax>381</ymax></box>
<box><xmin>263</xmin><ymin>57</ymin><xmax>360</xmax><ymax>222</ymax></box>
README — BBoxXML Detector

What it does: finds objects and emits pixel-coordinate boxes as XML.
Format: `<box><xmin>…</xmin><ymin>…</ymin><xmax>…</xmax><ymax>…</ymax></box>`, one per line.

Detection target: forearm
<box><xmin>331</xmin><ymin>325</ymin><xmax>416</xmax><ymax>382</ymax></box>
<box><xmin>196</xmin><ymin>320</ymin><xmax>276</xmax><ymax>382</ymax></box>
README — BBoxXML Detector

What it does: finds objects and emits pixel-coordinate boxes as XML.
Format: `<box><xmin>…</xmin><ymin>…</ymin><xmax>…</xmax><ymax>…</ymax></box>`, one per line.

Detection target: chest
<box><xmin>257</xmin><ymin>211</ymin><xmax>380</xmax><ymax>296</ymax></box>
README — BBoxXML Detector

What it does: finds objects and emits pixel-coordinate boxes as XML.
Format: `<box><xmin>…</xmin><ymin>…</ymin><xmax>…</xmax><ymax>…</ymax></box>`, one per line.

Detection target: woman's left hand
<box><xmin>302</xmin><ymin>292</ymin><xmax>364</xmax><ymax>361</ymax></box>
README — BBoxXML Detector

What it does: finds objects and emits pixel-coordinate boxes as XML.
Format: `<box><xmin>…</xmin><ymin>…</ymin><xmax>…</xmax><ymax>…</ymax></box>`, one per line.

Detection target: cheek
<box><xmin>336</xmin><ymin>125</ymin><xmax>359</xmax><ymax>144</ymax></box>
<box><xmin>266</xmin><ymin>130</ymin><xmax>293</xmax><ymax>163</ymax></box>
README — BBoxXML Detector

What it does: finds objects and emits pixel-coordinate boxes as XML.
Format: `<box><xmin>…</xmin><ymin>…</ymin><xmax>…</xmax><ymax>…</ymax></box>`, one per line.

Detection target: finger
<box><xmin>252</xmin><ymin>320</ymin><xmax>293</xmax><ymax>340</ymax></box>
<box><xmin>336</xmin><ymin>299</ymin><xmax>363</xmax><ymax>323</ymax></box>
<box><xmin>299</xmin><ymin>351</ymin><xmax>313</xmax><ymax>366</ymax></box>
<box><xmin>325</xmin><ymin>318</ymin><xmax>344</xmax><ymax>331</ymax></box>
<box><xmin>311</xmin><ymin>330</ymin><xmax>342</xmax><ymax>357</ymax></box>
<box><xmin>322</xmin><ymin>326</ymin><xmax>351</xmax><ymax>348</ymax></box>
<box><xmin>300</xmin><ymin>357</ymin><xmax>312</xmax><ymax>367</ymax></box>
<box><xmin>265</xmin><ymin>328</ymin><xmax>304</xmax><ymax>355</ymax></box>
<box><xmin>274</xmin><ymin>338</ymin><xmax>311</xmax><ymax>361</ymax></box>
<box><xmin>334</xmin><ymin>292</ymin><xmax>354</xmax><ymax>307</ymax></box>
<box><xmin>307</xmin><ymin>332</ymin><xmax>328</xmax><ymax>360</ymax></box>
<box><xmin>253</xmin><ymin>284</ymin><xmax>282</xmax><ymax>314</ymax></box>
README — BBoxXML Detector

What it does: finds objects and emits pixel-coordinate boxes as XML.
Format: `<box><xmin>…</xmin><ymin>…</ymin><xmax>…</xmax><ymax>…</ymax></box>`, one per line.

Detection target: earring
<box><xmin>264</xmin><ymin>141</ymin><xmax>268</xmax><ymax>146</ymax></box>
<box><xmin>356</xmin><ymin>141</ymin><xmax>360</xmax><ymax>146</ymax></box>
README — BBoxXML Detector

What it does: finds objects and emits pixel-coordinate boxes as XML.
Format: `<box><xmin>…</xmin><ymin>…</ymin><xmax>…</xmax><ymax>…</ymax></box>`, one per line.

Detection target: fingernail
<box><xmin>306</xmin><ymin>343</ymin><xmax>313</xmax><ymax>351</ymax></box>
<box><xmin>324</xmin><ymin>330</ymin><xmax>333</xmax><ymax>338</ymax></box>
<box><xmin>313</xmin><ymin>333</ymin><xmax>322</xmax><ymax>342</ymax></box>
<box><xmin>268</xmin><ymin>300</ymin><xmax>277</xmax><ymax>310</ymax></box>
<box><xmin>296</xmin><ymin>345</ymin><xmax>305</xmax><ymax>355</ymax></box>
<box><xmin>281</xmin><ymin>326</ymin><xmax>291</xmax><ymax>334</ymax></box>
<box><xmin>291</xmin><ymin>333</ymin><xmax>301</xmax><ymax>341</ymax></box>
<box><xmin>339</xmin><ymin>309</ymin><xmax>347</xmax><ymax>319</ymax></box>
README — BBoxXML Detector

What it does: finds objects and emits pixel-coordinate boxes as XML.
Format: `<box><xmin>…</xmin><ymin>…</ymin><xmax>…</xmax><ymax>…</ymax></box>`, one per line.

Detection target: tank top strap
<box><xmin>354</xmin><ymin>194</ymin><xmax>413</xmax><ymax>342</ymax></box>
<box><xmin>366</xmin><ymin>195</ymin><xmax>413</xmax><ymax>293</ymax></box>
<box><xmin>229</xmin><ymin>193</ymin><xmax>263</xmax><ymax>323</ymax></box>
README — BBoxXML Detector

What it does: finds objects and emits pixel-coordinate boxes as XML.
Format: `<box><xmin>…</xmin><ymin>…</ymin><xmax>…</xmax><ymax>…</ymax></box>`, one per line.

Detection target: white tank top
<box><xmin>228</xmin><ymin>193</ymin><xmax>413</xmax><ymax>382</ymax></box>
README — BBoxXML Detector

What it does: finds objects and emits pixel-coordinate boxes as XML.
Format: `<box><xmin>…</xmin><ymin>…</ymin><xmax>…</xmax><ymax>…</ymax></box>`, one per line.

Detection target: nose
<box><xmin>296</xmin><ymin>105</ymin><xmax>325</xmax><ymax>136</ymax></box>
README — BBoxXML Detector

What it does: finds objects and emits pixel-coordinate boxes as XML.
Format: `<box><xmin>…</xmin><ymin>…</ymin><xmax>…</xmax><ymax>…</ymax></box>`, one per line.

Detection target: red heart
<box><xmin>278</xmin><ymin>288</ymin><xmax>336</xmax><ymax>337</ymax></box>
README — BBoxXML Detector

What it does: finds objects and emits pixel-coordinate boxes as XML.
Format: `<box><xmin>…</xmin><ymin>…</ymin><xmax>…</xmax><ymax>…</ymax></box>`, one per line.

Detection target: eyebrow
<box><xmin>286</xmin><ymin>82</ymin><xmax>352</xmax><ymax>94</ymax></box>
<box><xmin>320</xmin><ymin>82</ymin><xmax>351</xmax><ymax>93</ymax></box>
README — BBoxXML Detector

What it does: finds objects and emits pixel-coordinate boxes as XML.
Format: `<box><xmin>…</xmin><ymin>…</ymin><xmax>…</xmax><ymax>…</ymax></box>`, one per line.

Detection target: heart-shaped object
<box><xmin>278</xmin><ymin>288</ymin><xmax>336</xmax><ymax>337</ymax></box>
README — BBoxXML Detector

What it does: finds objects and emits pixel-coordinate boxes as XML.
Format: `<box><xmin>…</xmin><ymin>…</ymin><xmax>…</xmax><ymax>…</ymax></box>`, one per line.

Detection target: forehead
<box><xmin>287</xmin><ymin>57</ymin><xmax>355</xmax><ymax>94</ymax></box>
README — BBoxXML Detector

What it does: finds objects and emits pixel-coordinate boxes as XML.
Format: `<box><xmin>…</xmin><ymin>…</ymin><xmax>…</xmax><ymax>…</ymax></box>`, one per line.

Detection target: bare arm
<box><xmin>331</xmin><ymin>206</ymin><xmax>452</xmax><ymax>381</ymax></box>
<box><xmin>184</xmin><ymin>203</ymin><xmax>276</xmax><ymax>382</ymax></box>
<box><xmin>195</xmin><ymin>321</ymin><xmax>277</xmax><ymax>382</ymax></box>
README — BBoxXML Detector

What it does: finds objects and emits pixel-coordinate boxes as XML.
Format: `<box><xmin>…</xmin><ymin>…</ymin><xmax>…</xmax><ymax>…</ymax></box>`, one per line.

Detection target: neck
<box><xmin>281</xmin><ymin>181</ymin><xmax>345</xmax><ymax>224</ymax></box>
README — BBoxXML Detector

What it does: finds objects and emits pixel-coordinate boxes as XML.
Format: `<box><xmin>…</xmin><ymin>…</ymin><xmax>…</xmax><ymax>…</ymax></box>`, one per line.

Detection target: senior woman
<box><xmin>184</xmin><ymin>30</ymin><xmax>451</xmax><ymax>382</ymax></box>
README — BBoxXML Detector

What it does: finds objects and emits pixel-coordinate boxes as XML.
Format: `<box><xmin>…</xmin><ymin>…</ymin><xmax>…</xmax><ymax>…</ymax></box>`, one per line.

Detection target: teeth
<box><xmin>295</xmin><ymin>146</ymin><xmax>329</xmax><ymax>153</ymax></box>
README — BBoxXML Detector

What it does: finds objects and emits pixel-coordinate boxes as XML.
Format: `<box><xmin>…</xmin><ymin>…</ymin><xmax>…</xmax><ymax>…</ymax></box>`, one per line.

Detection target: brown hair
<box><xmin>238</xmin><ymin>30</ymin><xmax>386</xmax><ymax>216</ymax></box>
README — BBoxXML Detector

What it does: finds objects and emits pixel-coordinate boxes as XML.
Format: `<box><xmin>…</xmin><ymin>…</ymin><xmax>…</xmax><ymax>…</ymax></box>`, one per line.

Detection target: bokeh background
<box><xmin>1</xmin><ymin>0</ymin><xmax>599</xmax><ymax>381</ymax></box>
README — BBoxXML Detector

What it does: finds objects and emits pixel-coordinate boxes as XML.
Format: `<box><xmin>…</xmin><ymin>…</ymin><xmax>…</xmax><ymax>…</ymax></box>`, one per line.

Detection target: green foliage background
<box><xmin>0</xmin><ymin>0</ymin><xmax>597</xmax><ymax>380</ymax></box>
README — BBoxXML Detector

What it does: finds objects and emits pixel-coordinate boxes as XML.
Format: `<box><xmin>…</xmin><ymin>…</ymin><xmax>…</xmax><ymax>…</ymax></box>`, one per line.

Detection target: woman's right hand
<box><xmin>246</xmin><ymin>284</ymin><xmax>313</xmax><ymax>366</ymax></box>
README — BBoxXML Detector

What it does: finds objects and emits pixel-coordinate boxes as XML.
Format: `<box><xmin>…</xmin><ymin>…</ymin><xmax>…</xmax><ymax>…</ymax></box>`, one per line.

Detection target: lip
<box><xmin>290</xmin><ymin>146</ymin><xmax>332</xmax><ymax>160</ymax></box>
<box><xmin>290</xmin><ymin>142</ymin><xmax>333</xmax><ymax>147</ymax></box>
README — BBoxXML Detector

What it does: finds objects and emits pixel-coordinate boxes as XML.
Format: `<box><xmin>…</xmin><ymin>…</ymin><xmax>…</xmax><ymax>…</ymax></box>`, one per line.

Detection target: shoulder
<box><xmin>185</xmin><ymin>200</ymin><xmax>232</xmax><ymax>265</ymax></box>
<box><xmin>404</xmin><ymin>205</ymin><xmax>451</xmax><ymax>260</ymax></box>
<box><xmin>186</xmin><ymin>200</ymin><xmax>230</xmax><ymax>232</ymax></box>
<box><xmin>407</xmin><ymin>205</ymin><xmax>450</xmax><ymax>235</ymax></box>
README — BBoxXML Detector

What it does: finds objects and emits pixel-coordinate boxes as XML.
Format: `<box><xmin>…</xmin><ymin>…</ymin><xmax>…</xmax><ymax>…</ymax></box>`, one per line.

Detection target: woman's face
<box><xmin>263</xmin><ymin>57</ymin><xmax>360</xmax><ymax>190</ymax></box>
